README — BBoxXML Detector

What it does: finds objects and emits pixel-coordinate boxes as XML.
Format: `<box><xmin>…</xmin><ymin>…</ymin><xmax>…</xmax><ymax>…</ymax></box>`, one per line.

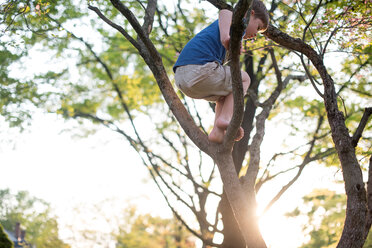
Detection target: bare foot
<box><xmin>209</xmin><ymin>126</ymin><xmax>244</xmax><ymax>143</ymax></box>
<box><xmin>235</xmin><ymin>127</ymin><xmax>244</xmax><ymax>141</ymax></box>
<box><xmin>213</xmin><ymin>119</ymin><xmax>244</xmax><ymax>143</ymax></box>
<box><xmin>208</xmin><ymin>126</ymin><xmax>225</xmax><ymax>143</ymax></box>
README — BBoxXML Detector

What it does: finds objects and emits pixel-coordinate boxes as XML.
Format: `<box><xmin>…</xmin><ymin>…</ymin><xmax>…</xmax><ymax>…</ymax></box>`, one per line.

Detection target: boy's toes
<box><xmin>234</xmin><ymin>127</ymin><xmax>244</xmax><ymax>141</ymax></box>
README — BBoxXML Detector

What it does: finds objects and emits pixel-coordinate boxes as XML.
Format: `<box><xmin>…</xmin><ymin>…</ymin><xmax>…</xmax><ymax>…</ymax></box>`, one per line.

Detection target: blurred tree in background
<box><xmin>0</xmin><ymin>189</ymin><xmax>70</xmax><ymax>248</ymax></box>
<box><xmin>0</xmin><ymin>223</ymin><xmax>13</xmax><ymax>248</ymax></box>
<box><xmin>287</xmin><ymin>188</ymin><xmax>372</xmax><ymax>248</ymax></box>
<box><xmin>116</xmin><ymin>206</ymin><xmax>195</xmax><ymax>248</ymax></box>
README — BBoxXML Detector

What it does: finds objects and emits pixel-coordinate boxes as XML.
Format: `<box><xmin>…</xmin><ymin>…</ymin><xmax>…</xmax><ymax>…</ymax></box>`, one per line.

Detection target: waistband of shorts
<box><xmin>174</xmin><ymin>62</ymin><xmax>220</xmax><ymax>73</ymax></box>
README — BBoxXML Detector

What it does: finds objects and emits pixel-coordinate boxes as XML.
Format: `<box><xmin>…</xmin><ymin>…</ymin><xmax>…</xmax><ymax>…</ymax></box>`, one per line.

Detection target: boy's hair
<box><xmin>252</xmin><ymin>0</ymin><xmax>270</xmax><ymax>31</ymax></box>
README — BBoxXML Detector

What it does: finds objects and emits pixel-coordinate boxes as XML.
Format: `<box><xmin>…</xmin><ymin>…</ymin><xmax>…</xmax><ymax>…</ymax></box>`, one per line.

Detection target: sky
<box><xmin>0</xmin><ymin>112</ymin><xmax>172</xmax><ymax>247</ymax></box>
<box><xmin>0</xmin><ymin>112</ymin><xmax>165</xmax><ymax>207</ymax></box>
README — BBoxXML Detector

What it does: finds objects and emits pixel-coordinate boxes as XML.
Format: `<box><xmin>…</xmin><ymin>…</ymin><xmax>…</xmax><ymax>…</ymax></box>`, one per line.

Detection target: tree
<box><xmin>1</xmin><ymin>0</ymin><xmax>371</xmax><ymax>247</ymax></box>
<box><xmin>58</xmin><ymin>199</ymin><xmax>194</xmax><ymax>248</ymax></box>
<box><xmin>286</xmin><ymin>188</ymin><xmax>372</xmax><ymax>248</ymax></box>
<box><xmin>116</xmin><ymin>206</ymin><xmax>195</xmax><ymax>248</ymax></box>
<box><xmin>0</xmin><ymin>189</ymin><xmax>70</xmax><ymax>248</ymax></box>
<box><xmin>0</xmin><ymin>223</ymin><xmax>13</xmax><ymax>248</ymax></box>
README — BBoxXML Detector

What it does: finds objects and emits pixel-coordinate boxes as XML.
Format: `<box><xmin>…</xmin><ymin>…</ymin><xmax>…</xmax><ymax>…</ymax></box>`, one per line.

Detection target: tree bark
<box><xmin>365</xmin><ymin>157</ymin><xmax>372</xmax><ymax>240</ymax></box>
<box><xmin>215</xmin><ymin>152</ymin><xmax>266</xmax><ymax>248</ymax></box>
<box><xmin>220</xmin><ymin>191</ymin><xmax>246</xmax><ymax>248</ymax></box>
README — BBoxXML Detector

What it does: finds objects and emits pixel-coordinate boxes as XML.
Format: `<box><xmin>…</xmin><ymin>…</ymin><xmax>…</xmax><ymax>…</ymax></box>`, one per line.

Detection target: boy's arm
<box><xmin>219</xmin><ymin>9</ymin><xmax>232</xmax><ymax>50</ymax></box>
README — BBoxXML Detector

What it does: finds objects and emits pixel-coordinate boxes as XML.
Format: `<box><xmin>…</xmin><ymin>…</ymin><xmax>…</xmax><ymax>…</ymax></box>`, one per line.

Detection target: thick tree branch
<box><xmin>222</xmin><ymin>0</ymin><xmax>252</xmax><ymax>149</ymax></box>
<box><xmin>141</xmin><ymin>0</ymin><xmax>157</xmax><ymax>36</ymax></box>
<box><xmin>205</xmin><ymin>0</ymin><xmax>233</xmax><ymax>11</ymax></box>
<box><xmin>232</xmin><ymin>51</ymin><xmax>260</xmax><ymax>171</ymax></box>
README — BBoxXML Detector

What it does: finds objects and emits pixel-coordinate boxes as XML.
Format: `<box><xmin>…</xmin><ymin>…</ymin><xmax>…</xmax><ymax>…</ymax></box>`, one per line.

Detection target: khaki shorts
<box><xmin>174</xmin><ymin>62</ymin><xmax>232</xmax><ymax>101</ymax></box>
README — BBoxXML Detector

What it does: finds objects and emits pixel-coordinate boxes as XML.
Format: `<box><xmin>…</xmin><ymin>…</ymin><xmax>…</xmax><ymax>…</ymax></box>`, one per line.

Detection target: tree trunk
<box><xmin>220</xmin><ymin>192</ymin><xmax>246</xmax><ymax>248</ymax></box>
<box><xmin>221</xmin><ymin>53</ymin><xmax>259</xmax><ymax>248</ymax></box>
<box><xmin>215</xmin><ymin>152</ymin><xmax>266</xmax><ymax>248</ymax></box>
<box><xmin>325</xmin><ymin>78</ymin><xmax>367</xmax><ymax>248</ymax></box>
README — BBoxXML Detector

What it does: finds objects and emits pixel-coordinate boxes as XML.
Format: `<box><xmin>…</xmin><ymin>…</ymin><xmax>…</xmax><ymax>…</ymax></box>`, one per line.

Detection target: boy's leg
<box><xmin>209</xmin><ymin>93</ymin><xmax>244</xmax><ymax>143</ymax></box>
<box><xmin>209</xmin><ymin>97</ymin><xmax>226</xmax><ymax>143</ymax></box>
<box><xmin>208</xmin><ymin>70</ymin><xmax>250</xmax><ymax>143</ymax></box>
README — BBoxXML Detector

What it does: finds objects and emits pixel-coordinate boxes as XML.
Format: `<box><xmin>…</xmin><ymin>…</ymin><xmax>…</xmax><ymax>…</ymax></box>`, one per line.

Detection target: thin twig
<box><xmin>298</xmin><ymin>53</ymin><xmax>324</xmax><ymax>98</ymax></box>
<box><xmin>88</xmin><ymin>5</ymin><xmax>141</xmax><ymax>51</ymax></box>
<box><xmin>301</xmin><ymin>0</ymin><xmax>323</xmax><ymax>54</ymax></box>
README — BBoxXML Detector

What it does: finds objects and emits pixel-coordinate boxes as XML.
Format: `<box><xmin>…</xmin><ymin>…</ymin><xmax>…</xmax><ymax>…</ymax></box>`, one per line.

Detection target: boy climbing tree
<box><xmin>173</xmin><ymin>0</ymin><xmax>269</xmax><ymax>143</ymax></box>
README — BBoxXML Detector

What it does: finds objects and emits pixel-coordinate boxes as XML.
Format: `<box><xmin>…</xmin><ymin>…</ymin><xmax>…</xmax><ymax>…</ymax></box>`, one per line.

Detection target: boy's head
<box><xmin>251</xmin><ymin>0</ymin><xmax>269</xmax><ymax>31</ymax></box>
<box><xmin>243</xmin><ymin>0</ymin><xmax>270</xmax><ymax>39</ymax></box>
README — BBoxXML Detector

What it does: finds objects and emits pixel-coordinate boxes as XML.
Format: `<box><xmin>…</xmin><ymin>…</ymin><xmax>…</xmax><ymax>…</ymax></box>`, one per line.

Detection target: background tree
<box><xmin>116</xmin><ymin>206</ymin><xmax>195</xmax><ymax>248</ymax></box>
<box><xmin>287</xmin><ymin>188</ymin><xmax>372</xmax><ymax>248</ymax></box>
<box><xmin>0</xmin><ymin>0</ymin><xmax>371</xmax><ymax>247</ymax></box>
<box><xmin>59</xmin><ymin>199</ymin><xmax>194</xmax><ymax>248</ymax></box>
<box><xmin>0</xmin><ymin>223</ymin><xmax>13</xmax><ymax>248</ymax></box>
<box><xmin>0</xmin><ymin>189</ymin><xmax>70</xmax><ymax>248</ymax></box>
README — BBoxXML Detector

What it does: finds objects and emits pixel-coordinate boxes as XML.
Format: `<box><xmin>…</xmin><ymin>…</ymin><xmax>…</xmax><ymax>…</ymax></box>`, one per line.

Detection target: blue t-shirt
<box><xmin>173</xmin><ymin>20</ymin><xmax>226</xmax><ymax>72</ymax></box>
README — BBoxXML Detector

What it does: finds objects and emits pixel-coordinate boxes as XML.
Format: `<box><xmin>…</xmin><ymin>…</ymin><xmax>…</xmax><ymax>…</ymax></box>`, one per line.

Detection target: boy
<box><xmin>173</xmin><ymin>0</ymin><xmax>269</xmax><ymax>143</ymax></box>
